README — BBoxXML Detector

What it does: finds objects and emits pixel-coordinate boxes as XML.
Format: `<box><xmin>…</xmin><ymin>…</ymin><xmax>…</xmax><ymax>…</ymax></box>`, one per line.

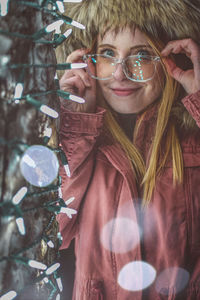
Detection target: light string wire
<box><xmin>0</xmin><ymin>0</ymin><xmax>82</xmax><ymax>298</ymax></box>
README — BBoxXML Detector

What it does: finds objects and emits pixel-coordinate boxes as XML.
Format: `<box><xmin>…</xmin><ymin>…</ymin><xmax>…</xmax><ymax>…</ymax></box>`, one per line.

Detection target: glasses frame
<box><xmin>83</xmin><ymin>54</ymin><xmax>161</xmax><ymax>83</ymax></box>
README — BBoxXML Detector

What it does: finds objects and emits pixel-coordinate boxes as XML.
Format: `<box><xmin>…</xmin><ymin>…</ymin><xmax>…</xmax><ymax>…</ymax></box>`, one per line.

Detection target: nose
<box><xmin>113</xmin><ymin>63</ymin><xmax>127</xmax><ymax>81</ymax></box>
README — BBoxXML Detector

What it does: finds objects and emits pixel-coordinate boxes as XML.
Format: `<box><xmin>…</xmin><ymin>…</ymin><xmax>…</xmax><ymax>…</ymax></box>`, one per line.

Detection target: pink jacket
<box><xmin>57</xmin><ymin>91</ymin><xmax>200</xmax><ymax>300</ymax></box>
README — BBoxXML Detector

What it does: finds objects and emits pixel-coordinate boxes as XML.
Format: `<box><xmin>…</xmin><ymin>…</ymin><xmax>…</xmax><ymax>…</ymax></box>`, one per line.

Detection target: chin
<box><xmin>108</xmin><ymin>99</ymin><xmax>145</xmax><ymax>114</ymax></box>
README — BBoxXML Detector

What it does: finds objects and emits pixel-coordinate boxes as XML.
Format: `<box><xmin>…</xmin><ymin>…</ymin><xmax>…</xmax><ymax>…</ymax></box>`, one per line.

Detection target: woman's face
<box><xmin>96</xmin><ymin>27</ymin><xmax>165</xmax><ymax>114</ymax></box>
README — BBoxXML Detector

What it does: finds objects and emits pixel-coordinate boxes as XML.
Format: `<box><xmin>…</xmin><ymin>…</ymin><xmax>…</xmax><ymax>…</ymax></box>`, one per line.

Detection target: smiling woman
<box><xmin>56</xmin><ymin>0</ymin><xmax>200</xmax><ymax>299</ymax></box>
<box><xmin>95</xmin><ymin>27</ymin><xmax>164</xmax><ymax>114</ymax></box>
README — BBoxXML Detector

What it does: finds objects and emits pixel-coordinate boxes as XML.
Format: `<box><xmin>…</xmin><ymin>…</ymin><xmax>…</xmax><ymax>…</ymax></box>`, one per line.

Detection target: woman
<box><xmin>56</xmin><ymin>0</ymin><xmax>200</xmax><ymax>298</ymax></box>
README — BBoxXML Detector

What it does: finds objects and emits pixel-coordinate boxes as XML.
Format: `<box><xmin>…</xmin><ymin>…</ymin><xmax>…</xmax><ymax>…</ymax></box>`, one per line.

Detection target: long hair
<box><xmin>56</xmin><ymin>0</ymin><xmax>200</xmax><ymax>204</ymax></box>
<box><xmin>139</xmin><ymin>37</ymin><xmax>184</xmax><ymax>204</ymax></box>
<box><xmin>97</xmin><ymin>33</ymin><xmax>184</xmax><ymax>204</ymax></box>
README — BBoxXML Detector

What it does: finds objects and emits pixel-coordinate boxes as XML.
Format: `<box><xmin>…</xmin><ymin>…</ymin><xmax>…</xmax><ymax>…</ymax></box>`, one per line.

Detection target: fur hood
<box><xmin>56</xmin><ymin>0</ymin><xmax>200</xmax><ymax>130</ymax></box>
<box><xmin>58</xmin><ymin>0</ymin><xmax>200</xmax><ymax>58</ymax></box>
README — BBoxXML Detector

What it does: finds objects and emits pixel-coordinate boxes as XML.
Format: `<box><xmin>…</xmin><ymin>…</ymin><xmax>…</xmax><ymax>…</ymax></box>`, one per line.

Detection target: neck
<box><xmin>117</xmin><ymin>113</ymin><xmax>137</xmax><ymax>141</ymax></box>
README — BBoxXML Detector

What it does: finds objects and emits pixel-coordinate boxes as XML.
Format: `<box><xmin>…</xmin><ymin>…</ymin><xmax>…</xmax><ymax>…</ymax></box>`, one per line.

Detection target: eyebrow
<box><xmin>97</xmin><ymin>44</ymin><xmax>152</xmax><ymax>50</ymax></box>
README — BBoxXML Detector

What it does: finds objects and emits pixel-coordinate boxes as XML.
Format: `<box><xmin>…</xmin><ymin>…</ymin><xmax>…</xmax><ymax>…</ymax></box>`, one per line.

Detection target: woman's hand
<box><xmin>161</xmin><ymin>38</ymin><xmax>200</xmax><ymax>95</ymax></box>
<box><xmin>59</xmin><ymin>48</ymin><xmax>96</xmax><ymax>112</ymax></box>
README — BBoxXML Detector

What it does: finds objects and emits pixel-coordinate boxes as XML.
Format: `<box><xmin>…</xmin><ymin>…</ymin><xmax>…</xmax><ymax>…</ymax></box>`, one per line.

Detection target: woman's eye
<box><xmin>136</xmin><ymin>50</ymin><xmax>151</xmax><ymax>57</ymax></box>
<box><xmin>101</xmin><ymin>49</ymin><xmax>115</xmax><ymax>57</ymax></box>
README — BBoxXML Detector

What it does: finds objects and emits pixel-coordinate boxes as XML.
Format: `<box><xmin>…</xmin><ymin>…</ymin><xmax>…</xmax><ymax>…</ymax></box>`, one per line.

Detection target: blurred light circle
<box><xmin>118</xmin><ymin>261</ymin><xmax>156</xmax><ymax>291</ymax></box>
<box><xmin>20</xmin><ymin>145</ymin><xmax>59</xmax><ymax>187</ymax></box>
<box><xmin>155</xmin><ymin>267</ymin><xmax>190</xmax><ymax>295</ymax></box>
<box><xmin>100</xmin><ymin>217</ymin><xmax>141</xmax><ymax>253</ymax></box>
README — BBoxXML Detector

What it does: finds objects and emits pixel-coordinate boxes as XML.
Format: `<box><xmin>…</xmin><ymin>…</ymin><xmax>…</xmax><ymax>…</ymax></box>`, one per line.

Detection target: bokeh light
<box><xmin>100</xmin><ymin>217</ymin><xmax>141</xmax><ymax>253</ymax></box>
<box><xmin>118</xmin><ymin>261</ymin><xmax>156</xmax><ymax>291</ymax></box>
<box><xmin>20</xmin><ymin>145</ymin><xmax>59</xmax><ymax>187</ymax></box>
<box><xmin>155</xmin><ymin>267</ymin><xmax>190</xmax><ymax>295</ymax></box>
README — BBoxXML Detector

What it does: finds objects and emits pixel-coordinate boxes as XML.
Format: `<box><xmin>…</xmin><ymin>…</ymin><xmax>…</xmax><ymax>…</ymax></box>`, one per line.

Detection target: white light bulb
<box><xmin>46</xmin><ymin>263</ymin><xmax>60</xmax><ymax>275</ymax></box>
<box><xmin>0</xmin><ymin>0</ymin><xmax>9</xmax><ymax>16</ymax></box>
<box><xmin>56</xmin><ymin>1</ymin><xmax>65</xmax><ymax>13</ymax></box>
<box><xmin>54</xmin><ymin>73</ymin><xmax>58</xmax><ymax>80</ymax></box>
<box><xmin>58</xmin><ymin>187</ymin><xmax>63</xmax><ymax>198</ymax></box>
<box><xmin>60</xmin><ymin>207</ymin><xmax>77</xmax><ymax>218</ymax></box>
<box><xmin>43</xmin><ymin>127</ymin><xmax>52</xmax><ymax>138</ymax></box>
<box><xmin>63</xmin><ymin>29</ymin><xmax>72</xmax><ymax>38</ymax></box>
<box><xmin>56</xmin><ymin>294</ymin><xmax>61</xmax><ymax>300</ymax></box>
<box><xmin>0</xmin><ymin>290</ymin><xmax>17</xmax><ymax>300</ymax></box>
<box><xmin>64</xmin><ymin>164</ymin><xmax>71</xmax><ymax>177</ymax></box>
<box><xmin>14</xmin><ymin>83</ymin><xmax>23</xmax><ymax>99</ymax></box>
<box><xmin>47</xmin><ymin>240</ymin><xmax>54</xmax><ymax>248</ymax></box>
<box><xmin>16</xmin><ymin>217</ymin><xmax>26</xmax><ymax>235</ymax></box>
<box><xmin>22</xmin><ymin>154</ymin><xmax>36</xmax><ymax>168</ymax></box>
<box><xmin>57</xmin><ymin>232</ymin><xmax>63</xmax><ymax>241</ymax></box>
<box><xmin>65</xmin><ymin>196</ymin><xmax>75</xmax><ymax>205</ymax></box>
<box><xmin>28</xmin><ymin>260</ymin><xmax>47</xmax><ymax>270</ymax></box>
<box><xmin>71</xmin><ymin>63</ymin><xmax>87</xmax><ymax>69</ymax></box>
<box><xmin>71</xmin><ymin>20</ymin><xmax>85</xmax><ymax>30</ymax></box>
<box><xmin>40</xmin><ymin>105</ymin><xmax>59</xmax><ymax>118</ymax></box>
<box><xmin>46</xmin><ymin>20</ymin><xmax>64</xmax><ymax>33</ymax></box>
<box><xmin>69</xmin><ymin>94</ymin><xmax>85</xmax><ymax>104</ymax></box>
<box><xmin>43</xmin><ymin>277</ymin><xmax>49</xmax><ymax>283</ymax></box>
<box><xmin>1</xmin><ymin>55</ymin><xmax>10</xmax><ymax>65</ymax></box>
<box><xmin>12</xmin><ymin>187</ymin><xmax>28</xmax><ymax>205</ymax></box>
<box><xmin>56</xmin><ymin>277</ymin><xmax>63</xmax><ymax>292</ymax></box>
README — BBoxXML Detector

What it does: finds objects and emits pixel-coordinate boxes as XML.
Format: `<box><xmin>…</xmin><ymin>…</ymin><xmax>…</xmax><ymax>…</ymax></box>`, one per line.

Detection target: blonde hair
<box><xmin>56</xmin><ymin>0</ymin><xmax>199</xmax><ymax>204</ymax></box>
<box><xmin>141</xmin><ymin>65</ymin><xmax>183</xmax><ymax>204</ymax></box>
<box><xmin>96</xmin><ymin>34</ymin><xmax>184</xmax><ymax>204</ymax></box>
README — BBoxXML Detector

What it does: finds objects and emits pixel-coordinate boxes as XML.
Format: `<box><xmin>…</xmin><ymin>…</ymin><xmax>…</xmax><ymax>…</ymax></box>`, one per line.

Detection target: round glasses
<box><xmin>83</xmin><ymin>54</ymin><xmax>160</xmax><ymax>82</ymax></box>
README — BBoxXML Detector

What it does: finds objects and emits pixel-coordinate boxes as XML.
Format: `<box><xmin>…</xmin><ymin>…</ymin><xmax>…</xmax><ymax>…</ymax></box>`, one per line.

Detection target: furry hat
<box><xmin>56</xmin><ymin>0</ymin><xmax>200</xmax><ymax>130</ymax></box>
<box><xmin>57</xmin><ymin>0</ymin><xmax>200</xmax><ymax>61</ymax></box>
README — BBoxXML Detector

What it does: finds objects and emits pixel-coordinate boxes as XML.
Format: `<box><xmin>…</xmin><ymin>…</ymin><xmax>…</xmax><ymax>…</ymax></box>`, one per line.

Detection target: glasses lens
<box><xmin>86</xmin><ymin>55</ymin><xmax>115</xmax><ymax>79</ymax></box>
<box><xmin>125</xmin><ymin>56</ymin><xmax>156</xmax><ymax>81</ymax></box>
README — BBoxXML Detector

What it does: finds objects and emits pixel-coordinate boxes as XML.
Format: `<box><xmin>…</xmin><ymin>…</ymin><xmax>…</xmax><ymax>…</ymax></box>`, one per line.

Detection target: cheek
<box><xmin>97</xmin><ymin>80</ymin><xmax>108</xmax><ymax>95</ymax></box>
<box><xmin>148</xmin><ymin>67</ymin><xmax>165</xmax><ymax>97</ymax></box>
<box><xmin>96</xmin><ymin>64</ymin><xmax>106</xmax><ymax>79</ymax></box>
<box><xmin>96</xmin><ymin>64</ymin><xmax>114</xmax><ymax>79</ymax></box>
<box><xmin>96</xmin><ymin>81</ymin><xmax>109</xmax><ymax>103</ymax></box>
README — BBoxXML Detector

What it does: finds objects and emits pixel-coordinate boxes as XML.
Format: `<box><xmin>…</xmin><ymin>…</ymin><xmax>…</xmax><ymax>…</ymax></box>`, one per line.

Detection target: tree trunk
<box><xmin>0</xmin><ymin>1</ymin><xmax>59</xmax><ymax>299</ymax></box>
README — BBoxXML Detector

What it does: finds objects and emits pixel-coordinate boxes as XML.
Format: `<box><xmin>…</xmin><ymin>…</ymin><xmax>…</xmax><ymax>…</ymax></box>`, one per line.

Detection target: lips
<box><xmin>111</xmin><ymin>87</ymin><xmax>142</xmax><ymax>96</ymax></box>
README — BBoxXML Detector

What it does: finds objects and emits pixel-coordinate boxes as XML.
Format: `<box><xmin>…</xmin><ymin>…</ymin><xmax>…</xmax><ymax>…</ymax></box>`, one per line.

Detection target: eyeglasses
<box><xmin>83</xmin><ymin>54</ymin><xmax>160</xmax><ymax>82</ymax></box>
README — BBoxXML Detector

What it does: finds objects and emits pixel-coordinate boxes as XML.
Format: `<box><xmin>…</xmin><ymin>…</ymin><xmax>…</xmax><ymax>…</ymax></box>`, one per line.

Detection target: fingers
<box><xmin>66</xmin><ymin>48</ymin><xmax>90</xmax><ymax>63</ymax></box>
<box><xmin>59</xmin><ymin>48</ymin><xmax>91</xmax><ymax>97</ymax></box>
<box><xmin>61</xmin><ymin>75</ymin><xmax>86</xmax><ymax>97</ymax></box>
<box><xmin>59</xmin><ymin>48</ymin><xmax>97</xmax><ymax>112</ymax></box>
<box><xmin>161</xmin><ymin>38</ymin><xmax>200</xmax><ymax>66</ymax></box>
<box><xmin>161</xmin><ymin>39</ymin><xmax>200</xmax><ymax>94</ymax></box>
<box><xmin>163</xmin><ymin>58</ymin><xmax>185</xmax><ymax>82</ymax></box>
<box><xmin>62</xmin><ymin>48</ymin><xmax>92</xmax><ymax>88</ymax></box>
<box><xmin>61</xmin><ymin>69</ymin><xmax>91</xmax><ymax>87</ymax></box>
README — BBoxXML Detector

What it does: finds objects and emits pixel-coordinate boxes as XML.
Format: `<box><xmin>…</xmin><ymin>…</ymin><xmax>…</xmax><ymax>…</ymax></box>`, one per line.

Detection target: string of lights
<box><xmin>0</xmin><ymin>0</ymin><xmax>82</xmax><ymax>298</ymax></box>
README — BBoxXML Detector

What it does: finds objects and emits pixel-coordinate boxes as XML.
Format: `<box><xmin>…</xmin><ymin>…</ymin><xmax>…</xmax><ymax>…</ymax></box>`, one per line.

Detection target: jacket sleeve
<box><xmin>182</xmin><ymin>90</ymin><xmax>200</xmax><ymax>128</ymax></box>
<box><xmin>56</xmin><ymin>106</ymin><xmax>105</xmax><ymax>249</ymax></box>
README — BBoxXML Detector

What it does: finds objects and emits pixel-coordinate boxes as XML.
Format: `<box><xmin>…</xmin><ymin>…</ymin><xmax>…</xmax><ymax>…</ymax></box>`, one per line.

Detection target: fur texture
<box><xmin>58</xmin><ymin>0</ymin><xmax>200</xmax><ymax>58</ymax></box>
<box><xmin>56</xmin><ymin>0</ymin><xmax>200</xmax><ymax>130</ymax></box>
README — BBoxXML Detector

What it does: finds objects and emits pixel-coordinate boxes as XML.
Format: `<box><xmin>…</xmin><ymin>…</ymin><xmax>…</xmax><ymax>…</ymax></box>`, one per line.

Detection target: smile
<box><xmin>111</xmin><ymin>87</ymin><xmax>142</xmax><ymax>96</ymax></box>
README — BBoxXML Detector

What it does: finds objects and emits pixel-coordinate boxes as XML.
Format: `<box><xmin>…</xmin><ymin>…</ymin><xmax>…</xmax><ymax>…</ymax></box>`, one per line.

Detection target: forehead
<box><xmin>97</xmin><ymin>26</ymin><xmax>149</xmax><ymax>47</ymax></box>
